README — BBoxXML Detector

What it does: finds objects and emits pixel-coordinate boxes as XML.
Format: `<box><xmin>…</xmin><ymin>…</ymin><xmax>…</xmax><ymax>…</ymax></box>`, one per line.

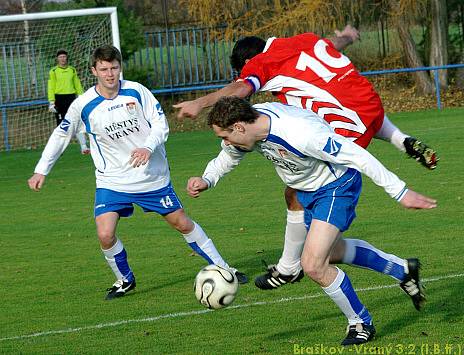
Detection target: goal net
<box><xmin>0</xmin><ymin>7</ymin><xmax>120</xmax><ymax>151</ymax></box>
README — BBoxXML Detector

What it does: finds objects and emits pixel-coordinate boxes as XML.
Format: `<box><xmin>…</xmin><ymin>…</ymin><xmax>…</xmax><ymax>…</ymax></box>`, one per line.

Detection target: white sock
<box><xmin>76</xmin><ymin>132</ymin><xmax>88</xmax><ymax>150</ymax></box>
<box><xmin>322</xmin><ymin>267</ymin><xmax>372</xmax><ymax>325</ymax></box>
<box><xmin>183</xmin><ymin>222</ymin><xmax>230</xmax><ymax>269</ymax></box>
<box><xmin>375</xmin><ymin>115</ymin><xmax>409</xmax><ymax>152</ymax></box>
<box><xmin>101</xmin><ymin>238</ymin><xmax>134</xmax><ymax>282</ymax></box>
<box><xmin>276</xmin><ymin>210</ymin><xmax>306</xmax><ymax>275</ymax></box>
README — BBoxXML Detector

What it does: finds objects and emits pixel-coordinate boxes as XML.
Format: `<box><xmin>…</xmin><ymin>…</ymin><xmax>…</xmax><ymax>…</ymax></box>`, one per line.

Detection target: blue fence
<box><xmin>125</xmin><ymin>26</ymin><xmax>235</xmax><ymax>89</ymax></box>
<box><xmin>360</xmin><ymin>64</ymin><xmax>464</xmax><ymax>110</ymax></box>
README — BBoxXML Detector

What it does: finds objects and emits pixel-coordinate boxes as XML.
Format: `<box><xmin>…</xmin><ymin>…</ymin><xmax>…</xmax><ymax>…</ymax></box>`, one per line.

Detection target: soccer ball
<box><xmin>194</xmin><ymin>265</ymin><xmax>239</xmax><ymax>309</ymax></box>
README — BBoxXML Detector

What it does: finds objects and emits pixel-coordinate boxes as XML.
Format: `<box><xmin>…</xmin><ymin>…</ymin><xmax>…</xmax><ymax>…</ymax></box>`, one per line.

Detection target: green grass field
<box><xmin>0</xmin><ymin>108</ymin><xmax>463</xmax><ymax>353</ymax></box>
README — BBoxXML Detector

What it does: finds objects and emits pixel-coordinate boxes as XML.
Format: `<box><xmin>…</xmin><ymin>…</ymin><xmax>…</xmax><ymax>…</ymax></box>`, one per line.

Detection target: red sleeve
<box><xmin>238</xmin><ymin>55</ymin><xmax>267</xmax><ymax>93</ymax></box>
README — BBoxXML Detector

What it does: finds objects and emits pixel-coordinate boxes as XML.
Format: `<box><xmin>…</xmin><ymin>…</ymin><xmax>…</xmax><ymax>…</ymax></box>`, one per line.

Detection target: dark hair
<box><xmin>56</xmin><ymin>49</ymin><xmax>68</xmax><ymax>57</ymax></box>
<box><xmin>207</xmin><ymin>96</ymin><xmax>259</xmax><ymax>129</ymax></box>
<box><xmin>230</xmin><ymin>36</ymin><xmax>266</xmax><ymax>72</ymax></box>
<box><xmin>91</xmin><ymin>45</ymin><xmax>122</xmax><ymax>68</ymax></box>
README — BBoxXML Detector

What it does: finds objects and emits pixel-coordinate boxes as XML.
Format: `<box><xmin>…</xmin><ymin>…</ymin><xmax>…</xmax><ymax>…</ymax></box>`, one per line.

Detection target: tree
<box><xmin>384</xmin><ymin>0</ymin><xmax>433</xmax><ymax>94</ymax></box>
<box><xmin>0</xmin><ymin>0</ymin><xmax>44</xmax><ymax>15</ymax></box>
<box><xmin>180</xmin><ymin>0</ymin><xmax>365</xmax><ymax>38</ymax></box>
<box><xmin>429</xmin><ymin>0</ymin><xmax>448</xmax><ymax>89</ymax></box>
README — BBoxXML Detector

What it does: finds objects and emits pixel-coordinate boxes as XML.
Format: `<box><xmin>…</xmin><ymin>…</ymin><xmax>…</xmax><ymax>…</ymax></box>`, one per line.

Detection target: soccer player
<box><xmin>187</xmin><ymin>96</ymin><xmax>436</xmax><ymax>345</ymax></box>
<box><xmin>28</xmin><ymin>45</ymin><xmax>247</xmax><ymax>301</ymax></box>
<box><xmin>175</xmin><ymin>26</ymin><xmax>438</xmax><ymax>288</ymax></box>
<box><xmin>48</xmin><ymin>49</ymin><xmax>89</xmax><ymax>154</ymax></box>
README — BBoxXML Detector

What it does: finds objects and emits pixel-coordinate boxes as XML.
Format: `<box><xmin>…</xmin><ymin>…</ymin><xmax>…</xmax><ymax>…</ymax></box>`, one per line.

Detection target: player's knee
<box><xmin>167</xmin><ymin>212</ymin><xmax>194</xmax><ymax>234</ymax></box>
<box><xmin>97</xmin><ymin>228</ymin><xmax>115</xmax><ymax>246</ymax></box>
<box><xmin>301</xmin><ymin>258</ymin><xmax>326</xmax><ymax>283</ymax></box>
<box><xmin>176</xmin><ymin>220</ymin><xmax>194</xmax><ymax>234</ymax></box>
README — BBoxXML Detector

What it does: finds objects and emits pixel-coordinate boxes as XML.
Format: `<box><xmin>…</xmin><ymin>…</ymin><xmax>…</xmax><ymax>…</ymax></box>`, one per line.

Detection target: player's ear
<box><xmin>233</xmin><ymin>122</ymin><xmax>245</xmax><ymax>133</ymax></box>
<box><xmin>91</xmin><ymin>66</ymin><xmax>97</xmax><ymax>76</ymax></box>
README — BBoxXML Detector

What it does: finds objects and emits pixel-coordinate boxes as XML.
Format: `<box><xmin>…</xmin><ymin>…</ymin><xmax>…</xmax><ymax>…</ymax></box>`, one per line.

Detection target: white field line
<box><xmin>1</xmin><ymin>273</ymin><xmax>463</xmax><ymax>342</ymax></box>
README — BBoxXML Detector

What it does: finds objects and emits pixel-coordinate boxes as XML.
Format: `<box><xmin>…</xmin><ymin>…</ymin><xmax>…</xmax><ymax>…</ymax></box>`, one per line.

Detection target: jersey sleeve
<box><xmin>34</xmin><ymin>100</ymin><xmax>82</xmax><ymax>175</ymax></box>
<box><xmin>202</xmin><ymin>141</ymin><xmax>247</xmax><ymax>188</ymax></box>
<box><xmin>238</xmin><ymin>55</ymin><xmax>268</xmax><ymax>93</ymax></box>
<box><xmin>299</xmin><ymin>123</ymin><xmax>407</xmax><ymax>201</ymax></box>
<box><xmin>47</xmin><ymin>68</ymin><xmax>56</xmax><ymax>102</ymax></box>
<box><xmin>139</xmin><ymin>84</ymin><xmax>169</xmax><ymax>152</ymax></box>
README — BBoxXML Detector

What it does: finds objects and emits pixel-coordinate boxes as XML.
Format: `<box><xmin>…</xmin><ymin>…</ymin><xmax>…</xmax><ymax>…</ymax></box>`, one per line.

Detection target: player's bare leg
<box><xmin>163</xmin><ymin>209</ymin><xmax>248</xmax><ymax>283</ymax></box>
<box><xmin>254</xmin><ymin>187</ymin><xmax>306</xmax><ymax>289</ymax></box>
<box><xmin>302</xmin><ymin>220</ymin><xmax>375</xmax><ymax>345</ymax></box>
<box><xmin>375</xmin><ymin>115</ymin><xmax>438</xmax><ymax>169</ymax></box>
<box><xmin>96</xmin><ymin>212</ymin><xmax>136</xmax><ymax>300</ymax></box>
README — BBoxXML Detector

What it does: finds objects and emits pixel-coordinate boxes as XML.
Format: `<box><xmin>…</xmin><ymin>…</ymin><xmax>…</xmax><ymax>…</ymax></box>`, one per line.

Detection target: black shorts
<box><xmin>54</xmin><ymin>93</ymin><xmax>77</xmax><ymax>126</ymax></box>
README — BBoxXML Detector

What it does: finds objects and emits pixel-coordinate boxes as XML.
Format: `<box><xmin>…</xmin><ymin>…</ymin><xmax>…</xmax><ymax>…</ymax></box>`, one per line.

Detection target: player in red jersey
<box><xmin>174</xmin><ymin>26</ymin><xmax>438</xmax><ymax>288</ymax></box>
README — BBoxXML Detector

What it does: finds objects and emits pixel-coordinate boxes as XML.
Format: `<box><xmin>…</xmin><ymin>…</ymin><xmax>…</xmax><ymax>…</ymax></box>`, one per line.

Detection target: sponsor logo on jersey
<box><xmin>104</xmin><ymin>118</ymin><xmax>140</xmax><ymax>140</ymax></box>
<box><xmin>263</xmin><ymin>151</ymin><xmax>299</xmax><ymax>173</ymax></box>
<box><xmin>126</xmin><ymin>102</ymin><xmax>137</xmax><ymax>115</ymax></box>
<box><xmin>323</xmin><ymin>137</ymin><xmax>342</xmax><ymax>156</ymax></box>
<box><xmin>59</xmin><ymin>118</ymin><xmax>71</xmax><ymax>132</ymax></box>
<box><xmin>278</xmin><ymin>148</ymin><xmax>288</xmax><ymax>158</ymax></box>
<box><xmin>108</xmin><ymin>103</ymin><xmax>123</xmax><ymax>111</ymax></box>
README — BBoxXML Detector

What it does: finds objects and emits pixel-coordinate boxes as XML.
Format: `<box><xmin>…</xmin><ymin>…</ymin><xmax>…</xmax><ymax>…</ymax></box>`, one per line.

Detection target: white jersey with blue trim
<box><xmin>203</xmin><ymin>102</ymin><xmax>407</xmax><ymax>201</ymax></box>
<box><xmin>34</xmin><ymin>80</ymin><xmax>170</xmax><ymax>193</ymax></box>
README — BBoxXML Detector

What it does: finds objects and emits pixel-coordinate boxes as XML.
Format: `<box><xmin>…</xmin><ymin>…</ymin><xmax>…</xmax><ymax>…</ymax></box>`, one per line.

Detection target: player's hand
<box><xmin>28</xmin><ymin>173</ymin><xmax>46</xmax><ymax>191</ymax></box>
<box><xmin>129</xmin><ymin>148</ymin><xmax>151</xmax><ymax>168</ymax></box>
<box><xmin>173</xmin><ymin>101</ymin><xmax>202</xmax><ymax>119</ymax></box>
<box><xmin>335</xmin><ymin>25</ymin><xmax>360</xmax><ymax>43</ymax></box>
<box><xmin>399</xmin><ymin>189</ymin><xmax>437</xmax><ymax>209</ymax></box>
<box><xmin>186</xmin><ymin>177</ymin><xmax>208</xmax><ymax>198</ymax></box>
<box><xmin>48</xmin><ymin>102</ymin><xmax>57</xmax><ymax>113</ymax></box>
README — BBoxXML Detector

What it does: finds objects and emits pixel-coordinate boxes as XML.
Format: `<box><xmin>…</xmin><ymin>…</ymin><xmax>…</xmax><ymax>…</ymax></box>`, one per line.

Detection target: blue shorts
<box><xmin>94</xmin><ymin>183</ymin><xmax>183</xmax><ymax>218</ymax></box>
<box><xmin>296</xmin><ymin>169</ymin><xmax>362</xmax><ymax>232</ymax></box>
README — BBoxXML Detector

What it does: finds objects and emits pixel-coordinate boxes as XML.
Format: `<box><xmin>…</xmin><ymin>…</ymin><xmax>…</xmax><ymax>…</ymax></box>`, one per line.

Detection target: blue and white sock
<box><xmin>343</xmin><ymin>239</ymin><xmax>406</xmax><ymax>281</ymax></box>
<box><xmin>102</xmin><ymin>238</ymin><xmax>134</xmax><ymax>282</ymax></box>
<box><xmin>183</xmin><ymin>222</ymin><xmax>230</xmax><ymax>269</ymax></box>
<box><xmin>323</xmin><ymin>267</ymin><xmax>373</xmax><ymax>325</ymax></box>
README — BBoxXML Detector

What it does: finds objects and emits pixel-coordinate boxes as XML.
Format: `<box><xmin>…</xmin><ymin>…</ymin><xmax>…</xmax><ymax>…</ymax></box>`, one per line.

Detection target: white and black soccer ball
<box><xmin>194</xmin><ymin>265</ymin><xmax>238</xmax><ymax>309</ymax></box>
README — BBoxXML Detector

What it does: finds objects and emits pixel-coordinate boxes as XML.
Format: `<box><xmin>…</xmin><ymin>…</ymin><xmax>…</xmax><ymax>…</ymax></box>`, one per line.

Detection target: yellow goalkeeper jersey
<box><xmin>47</xmin><ymin>65</ymin><xmax>83</xmax><ymax>102</ymax></box>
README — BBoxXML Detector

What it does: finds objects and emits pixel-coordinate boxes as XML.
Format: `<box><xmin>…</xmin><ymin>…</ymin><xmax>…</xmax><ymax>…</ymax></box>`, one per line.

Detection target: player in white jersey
<box><xmin>186</xmin><ymin>97</ymin><xmax>437</xmax><ymax>345</ymax></box>
<box><xmin>27</xmin><ymin>45</ymin><xmax>247</xmax><ymax>300</ymax></box>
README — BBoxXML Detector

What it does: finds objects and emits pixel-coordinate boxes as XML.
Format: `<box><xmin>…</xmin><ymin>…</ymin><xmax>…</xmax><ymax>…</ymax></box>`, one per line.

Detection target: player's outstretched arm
<box><xmin>399</xmin><ymin>189</ymin><xmax>437</xmax><ymax>209</ymax></box>
<box><xmin>173</xmin><ymin>81</ymin><xmax>252</xmax><ymax>119</ymax></box>
<box><xmin>330</xmin><ymin>25</ymin><xmax>360</xmax><ymax>51</ymax></box>
<box><xmin>186</xmin><ymin>177</ymin><xmax>209</xmax><ymax>198</ymax></box>
<box><xmin>28</xmin><ymin>173</ymin><xmax>46</xmax><ymax>192</ymax></box>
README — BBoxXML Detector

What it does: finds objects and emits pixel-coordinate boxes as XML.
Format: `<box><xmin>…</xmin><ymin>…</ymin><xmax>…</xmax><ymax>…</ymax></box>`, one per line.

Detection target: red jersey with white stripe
<box><xmin>238</xmin><ymin>33</ymin><xmax>384</xmax><ymax>148</ymax></box>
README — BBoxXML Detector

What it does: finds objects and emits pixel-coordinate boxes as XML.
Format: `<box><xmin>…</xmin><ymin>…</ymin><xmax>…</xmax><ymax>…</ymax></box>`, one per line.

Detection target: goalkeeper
<box><xmin>48</xmin><ymin>49</ymin><xmax>89</xmax><ymax>154</ymax></box>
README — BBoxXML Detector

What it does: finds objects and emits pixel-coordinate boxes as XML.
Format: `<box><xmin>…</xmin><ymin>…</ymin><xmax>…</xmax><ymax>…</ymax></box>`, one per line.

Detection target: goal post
<box><xmin>0</xmin><ymin>7</ymin><xmax>120</xmax><ymax>151</ymax></box>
